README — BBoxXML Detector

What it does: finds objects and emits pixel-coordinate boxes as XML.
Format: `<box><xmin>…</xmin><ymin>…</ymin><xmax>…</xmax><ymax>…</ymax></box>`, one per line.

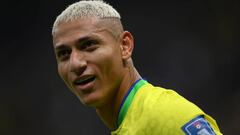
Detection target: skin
<box><xmin>52</xmin><ymin>17</ymin><xmax>141</xmax><ymax>130</ymax></box>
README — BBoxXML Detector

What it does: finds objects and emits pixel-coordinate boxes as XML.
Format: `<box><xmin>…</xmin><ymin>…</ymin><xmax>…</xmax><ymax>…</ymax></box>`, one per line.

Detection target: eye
<box><xmin>56</xmin><ymin>49</ymin><xmax>71</xmax><ymax>61</ymax></box>
<box><xmin>80</xmin><ymin>40</ymin><xmax>99</xmax><ymax>51</ymax></box>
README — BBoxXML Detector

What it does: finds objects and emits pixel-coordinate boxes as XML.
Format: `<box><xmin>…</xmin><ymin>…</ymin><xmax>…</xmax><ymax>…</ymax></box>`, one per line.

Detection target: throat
<box><xmin>96</xmin><ymin>106</ymin><xmax>118</xmax><ymax>130</ymax></box>
<box><xmin>95</xmin><ymin>67</ymin><xmax>142</xmax><ymax>130</ymax></box>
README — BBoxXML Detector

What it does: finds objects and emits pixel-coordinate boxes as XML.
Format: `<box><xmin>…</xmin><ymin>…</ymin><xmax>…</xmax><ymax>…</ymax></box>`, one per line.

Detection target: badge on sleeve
<box><xmin>182</xmin><ymin>115</ymin><xmax>216</xmax><ymax>135</ymax></box>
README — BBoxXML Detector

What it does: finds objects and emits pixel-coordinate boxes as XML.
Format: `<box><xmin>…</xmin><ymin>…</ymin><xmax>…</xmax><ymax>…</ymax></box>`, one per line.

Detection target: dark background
<box><xmin>1</xmin><ymin>0</ymin><xmax>239</xmax><ymax>134</ymax></box>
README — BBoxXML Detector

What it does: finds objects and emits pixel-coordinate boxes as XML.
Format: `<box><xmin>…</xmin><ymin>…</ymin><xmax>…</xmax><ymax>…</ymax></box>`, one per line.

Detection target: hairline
<box><xmin>52</xmin><ymin>0</ymin><xmax>121</xmax><ymax>36</ymax></box>
<box><xmin>53</xmin><ymin>16</ymin><xmax>124</xmax><ymax>40</ymax></box>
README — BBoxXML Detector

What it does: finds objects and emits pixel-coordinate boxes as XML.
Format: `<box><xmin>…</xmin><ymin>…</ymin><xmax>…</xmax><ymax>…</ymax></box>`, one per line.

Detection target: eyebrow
<box><xmin>54</xmin><ymin>35</ymin><xmax>100</xmax><ymax>51</ymax></box>
<box><xmin>54</xmin><ymin>44</ymin><xmax>68</xmax><ymax>52</ymax></box>
<box><xmin>77</xmin><ymin>36</ymin><xmax>93</xmax><ymax>44</ymax></box>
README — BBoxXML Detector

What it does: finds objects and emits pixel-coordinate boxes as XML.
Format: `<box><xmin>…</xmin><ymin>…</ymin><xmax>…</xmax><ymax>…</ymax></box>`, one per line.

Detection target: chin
<box><xmin>78</xmin><ymin>94</ymin><xmax>104</xmax><ymax>108</ymax></box>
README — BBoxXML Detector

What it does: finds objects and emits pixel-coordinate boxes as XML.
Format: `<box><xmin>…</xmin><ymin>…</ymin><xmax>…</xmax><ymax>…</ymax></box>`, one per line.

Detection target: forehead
<box><xmin>53</xmin><ymin>17</ymin><xmax>110</xmax><ymax>45</ymax></box>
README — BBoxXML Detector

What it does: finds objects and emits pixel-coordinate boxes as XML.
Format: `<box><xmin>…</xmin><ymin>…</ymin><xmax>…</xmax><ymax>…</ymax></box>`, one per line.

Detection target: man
<box><xmin>52</xmin><ymin>0</ymin><xmax>222</xmax><ymax>134</ymax></box>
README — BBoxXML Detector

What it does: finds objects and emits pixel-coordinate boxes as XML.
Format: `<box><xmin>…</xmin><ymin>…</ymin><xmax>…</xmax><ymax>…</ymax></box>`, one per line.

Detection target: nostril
<box><xmin>69</xmin><ymin>60</ymin><xmax>87</xmax><ymax>76</ymax></box>
<box><xmin>70</xmin><ymin>64</ymin><xmax>87</xmax><ymax>75</ymax></box>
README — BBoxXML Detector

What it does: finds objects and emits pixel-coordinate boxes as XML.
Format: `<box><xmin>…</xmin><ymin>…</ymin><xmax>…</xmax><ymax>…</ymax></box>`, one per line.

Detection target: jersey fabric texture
<box><xmin>111</xmin><ymin>79</ymin><xmax>222</xmax><ymax>135</ymax></box>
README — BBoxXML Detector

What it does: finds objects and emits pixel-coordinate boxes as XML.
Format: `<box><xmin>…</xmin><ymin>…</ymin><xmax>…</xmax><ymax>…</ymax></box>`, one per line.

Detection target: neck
<box><xmin>96</xmin><ymin>66</ymin><xmax>141</xmax><ymax>130</ymax></box>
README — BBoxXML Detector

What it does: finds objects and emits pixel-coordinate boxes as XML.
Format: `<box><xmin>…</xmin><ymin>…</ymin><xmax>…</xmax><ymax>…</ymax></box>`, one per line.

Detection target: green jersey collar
<box><xmin>117</xmin><ymin>79</ymin><xmax>147</xmax><ymax>127</ymax></box>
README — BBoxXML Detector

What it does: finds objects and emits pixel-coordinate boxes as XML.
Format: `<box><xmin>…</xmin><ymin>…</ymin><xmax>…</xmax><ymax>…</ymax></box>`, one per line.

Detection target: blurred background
<box><xmin>0</xmin><ymin>0</ymin><xmax>239</xmax><ymax>134</ymax></box>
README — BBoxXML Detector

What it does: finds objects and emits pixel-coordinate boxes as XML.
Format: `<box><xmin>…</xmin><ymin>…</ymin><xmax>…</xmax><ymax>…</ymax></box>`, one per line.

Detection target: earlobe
<box><xmin>120</xmin><ymin>31</ymin><xmax>134</xmax><ymax>60</ymax></box>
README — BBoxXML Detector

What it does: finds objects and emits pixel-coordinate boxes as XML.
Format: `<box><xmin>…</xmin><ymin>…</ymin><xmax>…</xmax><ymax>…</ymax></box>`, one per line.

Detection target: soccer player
<box><xmin>51</xmin><ymin>0</ymin><xmax>222</xmax><ymax>134</ymax></box>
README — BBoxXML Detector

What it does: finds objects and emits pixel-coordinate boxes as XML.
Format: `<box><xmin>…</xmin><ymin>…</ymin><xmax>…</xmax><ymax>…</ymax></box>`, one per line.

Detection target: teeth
<box><xmin>75</xmin><ymin>76</ymin><xmax>95</xmax><ymax>84</ymax></box>
<box><xmin>77</xmin><ymin>77</ymin><xmax>91</xmax><ymax>83</ymax></box>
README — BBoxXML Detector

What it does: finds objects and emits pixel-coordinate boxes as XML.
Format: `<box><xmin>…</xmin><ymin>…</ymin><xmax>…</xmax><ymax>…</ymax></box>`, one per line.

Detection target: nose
<box><xmin>69</xmin><ymin>50</ymin><xmax>87</xmax><ymax>75</ymax></box>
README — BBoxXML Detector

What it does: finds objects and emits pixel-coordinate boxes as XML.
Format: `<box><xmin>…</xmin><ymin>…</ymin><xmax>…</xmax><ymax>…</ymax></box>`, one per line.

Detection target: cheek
<box><xmin>57</xmin><ymin>63</ymin><xmax>69</xmax><ymax>83</ymax></box>
<box><xmin>97</xmin><ymin>48</ymin><xmax>123</xmax><ymax>79</ymax></box>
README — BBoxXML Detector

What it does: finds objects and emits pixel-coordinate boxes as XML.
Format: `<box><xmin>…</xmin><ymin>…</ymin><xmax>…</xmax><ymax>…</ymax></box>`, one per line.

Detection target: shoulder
<box><xmin>115</xmin><ymin>82</ymin><xmax>222</xmax><ymax>134</ymax></box>
<box><xmin>139</xmin><ymin>83</ymin><xmax>204</xmax><ymax>120</ymax></box>
<box><xmin>136</xmin><ymin>83</ymin><xmax>203</xmax><ymax>116</ymax></box>
<box><xmin>136</xmin><ymin>83</ymin><xmax>221</xmax><ymax>134</ymax></box>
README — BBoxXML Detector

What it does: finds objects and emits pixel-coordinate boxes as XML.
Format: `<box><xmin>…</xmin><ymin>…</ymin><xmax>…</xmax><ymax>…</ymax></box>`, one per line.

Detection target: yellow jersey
<box><xmin>111</xmin><ymin>79</ymin><xmax>222</xmax><ymax>135</ymax></box>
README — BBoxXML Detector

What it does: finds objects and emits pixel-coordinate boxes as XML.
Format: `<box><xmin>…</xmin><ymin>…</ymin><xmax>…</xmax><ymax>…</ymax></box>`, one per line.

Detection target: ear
<box><xmin>120</xmin><ymin>31</ymin><xmax>134</xmax><ymax>60</ymax></box>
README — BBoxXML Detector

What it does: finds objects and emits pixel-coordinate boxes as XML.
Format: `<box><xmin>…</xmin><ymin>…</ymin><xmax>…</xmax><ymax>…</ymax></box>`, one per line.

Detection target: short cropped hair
<box><xmin>52</xmin><ymin>0</ymin><xmax>121</xmax><ymax>35</ymax></box>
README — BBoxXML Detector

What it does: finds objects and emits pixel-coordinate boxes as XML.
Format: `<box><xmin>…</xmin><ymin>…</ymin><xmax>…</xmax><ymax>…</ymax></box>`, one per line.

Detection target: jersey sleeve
<box><xmin>146</xmin><ymin>87</ymin><xmax>222</xmax><ymax>135</ymax></box>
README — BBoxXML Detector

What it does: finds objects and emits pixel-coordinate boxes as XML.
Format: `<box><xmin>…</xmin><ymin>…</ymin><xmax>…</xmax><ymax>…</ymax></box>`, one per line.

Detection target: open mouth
<box><xmin>74</xmin><ymin>76</ymin><xmax>96</xmax><ymax>86</ymax></box>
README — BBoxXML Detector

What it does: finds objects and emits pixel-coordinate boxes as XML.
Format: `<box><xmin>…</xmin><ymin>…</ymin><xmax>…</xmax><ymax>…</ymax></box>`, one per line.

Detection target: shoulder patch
<box><xmin>182</xmin><ymin>115</ymin><xmax>216</xmax><ymax>135</ymax></box>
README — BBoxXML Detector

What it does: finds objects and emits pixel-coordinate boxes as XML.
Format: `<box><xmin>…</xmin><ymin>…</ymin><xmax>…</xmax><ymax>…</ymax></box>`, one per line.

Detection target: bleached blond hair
<box><xmin>52</xmin><ymin>0</ymin><xmax>121</xmax><ymax>35</ymax></box>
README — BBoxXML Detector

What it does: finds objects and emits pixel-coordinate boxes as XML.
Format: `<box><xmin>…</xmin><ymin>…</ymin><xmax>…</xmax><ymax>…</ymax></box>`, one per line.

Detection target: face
<box><xmin>53</xmin><ymin>17</ymin><xmax>126</xmax><ymax>107</ymax></box>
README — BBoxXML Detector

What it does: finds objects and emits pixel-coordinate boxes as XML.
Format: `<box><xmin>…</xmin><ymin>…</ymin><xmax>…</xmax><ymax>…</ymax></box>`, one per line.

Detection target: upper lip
<box><xmin>73</xmin><ymin>75</ymin><xmax>95</xmax><ymax>85</ymax></box>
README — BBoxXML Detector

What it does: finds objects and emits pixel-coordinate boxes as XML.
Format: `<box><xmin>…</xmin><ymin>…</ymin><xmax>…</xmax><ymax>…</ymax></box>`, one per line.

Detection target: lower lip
<box><xmin>74</xmin><ymin>79</ymin><xmax>95</xmax><ymax>92</ymax></box>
